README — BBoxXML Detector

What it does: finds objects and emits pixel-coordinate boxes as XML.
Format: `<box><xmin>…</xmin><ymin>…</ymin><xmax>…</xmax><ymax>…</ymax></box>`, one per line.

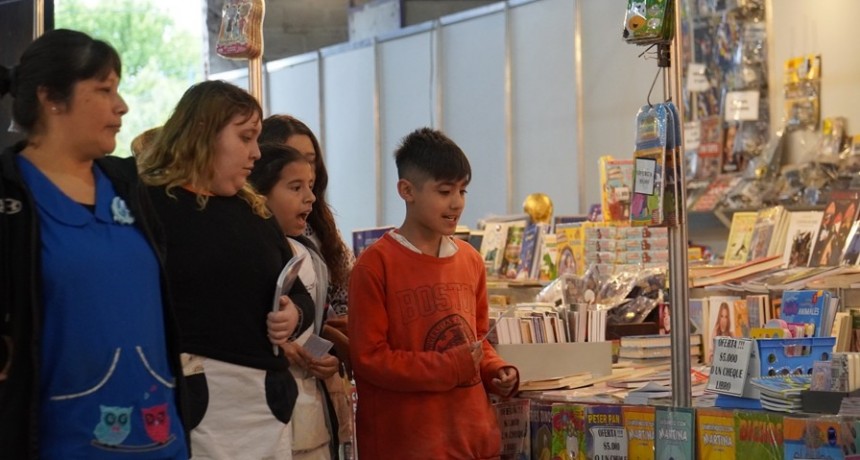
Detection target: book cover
<box><xmin>723</xmin><ymin>211</ymin><xmax>758</xmax><ymax>265</ymax></box>
<box><xmin>843</xmin><ymin>220</ymin><xmax>860</xmax><ymax>265</ymax></box>
<box><xmin>537</xmin><ymin>232</ymin><xmax>559</xmax><ymax>281</ymax></box>
<box><xmin>690</xmin><ymin>298</ymin><xmax>706</xmax><ymax>336</ymax></box>
<box><xmin>780</xmin><ymin>289</ymin><xmax>831</xmax><ymax>337</ymax></box>
<box><xmin>706</xmin><ymin>295</ymin><xmax>740</xmax><ymax>363</ymax></box>
<box><xmin>781</xmin><ymin>210</ymin><xmax>823</xmax><ymax>268</ymax></box>
<box><xmin>556</xmin><ymin>223</ymin><xmax>586</xmax><ymax>277</ymax></box>
<box><xmin>500</xmin><ymin>222</ymin><xmax>527</xmax><ymax>279</ymax></box>
<box><xmin>494</xmin><ymin>398</ymin><xmax>530</xmax><ymax>460</ymax></box>
<box><xmin>584</xmin><ymin>405</ymin><xmax>626</xmax><ymax>460</ymax></box>
<box><xmin>599</xmin><ymin>156</ymin><xmax>634</xmax><ymax>223</ymax></box>
<box><xmin>530</xmin><ymin>401</ymin><xmax>554</xmax><ymax>460</ymax></box>
<box><xmin>695</xmin><ymin>408</ymin><xmax>735</xmax><ymax>460</ymax></box>
<box><xmin>746</xmin><ymin>206</ymin><xmax>784</xmax><ymax>262</ymax></box>
<box><xmin>783</xmin><ymin>416</ymin><xmax>853</xmax><ymax>460</ymax></box>
<box><xmin>352</xmin><ymin>226</ymin><xmax>394</xmax><ymax>259</ymax></box>
<box><xmin>514</xmin><ymin>222</ymin><xmax>543</xmax><ymax>280</ymax></box>
<box><xmin>733</xmin><ymin>410</ymin><xmax>783</xmax><ymax>458</ymax></box>
<box><xmin>481</xmin><ymin>220</ymin><xmax>526</xmax><ymax>278</ymax></box>
<box><xmin>733</xmin><ymin>298</ymin><xmax>750</xmax><ymax>338</ymax></box>
<box><xmin>551</xmin><ymin>404</ymin><xmax>585</xmax><ymax>460</ymax></box>
<box><xmin>809</xmin><ymin>190</ymin><xmax>860</xmax><ymax>267</ymax></box>
<box><xmin>655</xmin><ymin>407</ymin><xmax>695</xmax><ymax>460</ymax></box>
<box><xmin>623</xmin><ymin>406</ymin><xmax>655</xmax><ymax>460</ymax></box>
<box><xmin>690</xmin><ymin>174</ymin><xmax>741</xmax><ymax>213</ymax></box>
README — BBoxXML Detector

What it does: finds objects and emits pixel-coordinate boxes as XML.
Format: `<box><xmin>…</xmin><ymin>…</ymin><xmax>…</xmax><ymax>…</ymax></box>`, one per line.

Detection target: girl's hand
<box><xmin>307</xmin><ymin>354</ymin><xmax>340</xmax><ymax>380</ymax></box>
<box><xmin>267</xmin><ymin>296</ymin><xmax>299</xmax><ymax>347</ymax></box>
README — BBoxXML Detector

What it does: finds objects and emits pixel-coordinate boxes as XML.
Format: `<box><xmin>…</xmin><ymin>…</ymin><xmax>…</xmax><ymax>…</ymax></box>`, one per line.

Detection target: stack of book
<box><xmin>618</xmin><ymin>334</ymin><xmax>703</xmax><ymax>366</ymax></box>
<box><xmin>749</xmin><ymin>374</ymin><xmax>812</xmax><ymax>413</ymax></box>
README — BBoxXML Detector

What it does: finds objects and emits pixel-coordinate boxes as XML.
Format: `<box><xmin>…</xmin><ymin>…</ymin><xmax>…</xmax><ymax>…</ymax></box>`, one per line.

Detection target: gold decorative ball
<box><xmin>523</xmin><ymin>193</ymin><xmax>553</xmax><ymax>224</ymax></box>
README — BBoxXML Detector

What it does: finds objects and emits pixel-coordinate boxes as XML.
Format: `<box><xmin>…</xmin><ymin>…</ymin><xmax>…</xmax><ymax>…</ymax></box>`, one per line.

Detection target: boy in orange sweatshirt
<box><xmin>348</xmin><ymin>127</ymin><xmax>519</xmax><ymax>460</ymax></box>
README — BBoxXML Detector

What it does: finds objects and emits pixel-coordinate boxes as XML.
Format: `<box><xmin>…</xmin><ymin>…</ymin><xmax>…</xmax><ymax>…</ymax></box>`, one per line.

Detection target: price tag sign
<box><xmin>590</xmin><ymin>427</ymin><xmax>628</xmax><ymax>458</ymax></box>
<box><xmin>684</xmin><ymin>121</ymin><xmax>701</xmax><ymax>151</ymax></box>
<box><xmin>634</xmin><ymin>158</ymin><xmax>657</xmax><ymax>195</ymax></box>
<box><xmin>706</xmin><ymin>337</ymin><xmax>754</xmax><ymax>396</ymax></box>
<box><xmin>686</xmin><ymin>63</ymin><xmax>710</xmax><ymax>92</ymax></box>
<box><xmin>724</xmin><ymin>90</ymin><xmax>760</xmax><ymax>121</ymax></box>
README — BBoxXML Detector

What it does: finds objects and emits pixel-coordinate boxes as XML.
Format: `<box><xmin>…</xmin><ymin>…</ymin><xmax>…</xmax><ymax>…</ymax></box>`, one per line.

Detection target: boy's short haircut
<box><xmin>394</xmin><ymin>127</ymin><xmax>471</xmax><ymax>185</ymax></box>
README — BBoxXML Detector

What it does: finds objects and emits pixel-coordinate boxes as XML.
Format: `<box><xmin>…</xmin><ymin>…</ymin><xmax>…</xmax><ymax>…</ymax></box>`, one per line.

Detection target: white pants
<box><xmin>186</xmin><ymin>357</ymin><xmax>293</xmax><ymax>460</ymax></box>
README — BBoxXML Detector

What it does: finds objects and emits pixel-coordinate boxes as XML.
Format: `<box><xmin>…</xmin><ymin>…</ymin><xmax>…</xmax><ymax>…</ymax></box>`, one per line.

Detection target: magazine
<box><xmin>271</xmin><ymin>253</ymin><xmax>307</xmax><ymax>355</ymax></box>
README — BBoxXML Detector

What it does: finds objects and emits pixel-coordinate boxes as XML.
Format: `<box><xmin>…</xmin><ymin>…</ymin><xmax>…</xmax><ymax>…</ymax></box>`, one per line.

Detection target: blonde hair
<box><xmin>139</xmin><ymin>80</ymin><xmax>269</xmax><ymax>217</ymax></box>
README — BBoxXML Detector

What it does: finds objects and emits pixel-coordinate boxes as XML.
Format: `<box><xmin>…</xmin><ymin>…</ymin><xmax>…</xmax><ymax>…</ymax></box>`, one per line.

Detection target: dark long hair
<box><xmin>259</xmin><ymin>114</ymin><xmax>350</xmax><ymax>287</ymax></box>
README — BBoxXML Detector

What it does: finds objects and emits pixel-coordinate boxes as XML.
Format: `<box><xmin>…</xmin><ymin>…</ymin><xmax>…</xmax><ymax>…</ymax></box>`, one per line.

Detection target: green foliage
<box><xmin>55</xmin><ymin>0</ymin><xmax>202</xmax><ymax>157</ymax></box>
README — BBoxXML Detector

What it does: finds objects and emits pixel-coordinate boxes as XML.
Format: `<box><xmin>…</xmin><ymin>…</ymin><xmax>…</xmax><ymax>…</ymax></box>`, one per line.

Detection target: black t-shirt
<box><xmin>147</xmin><ymin>186</ymin><xmax>314</xmax><ymax>370</ymax></box>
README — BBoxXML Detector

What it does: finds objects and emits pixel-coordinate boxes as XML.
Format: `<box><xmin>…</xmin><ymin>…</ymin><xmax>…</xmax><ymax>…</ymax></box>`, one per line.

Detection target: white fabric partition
<box><xmin>440</xmin><ymin>7</ymin><xmax>508</xmax><ymax>228</ymax></box>
<box><xmin>510</xmin><ymin>0</ymin><xmax>579</xmax><ymax>216</ymax></box>
<box><xmin>266</xmin><ymin>55</ymin><xmax>322</xmax><ymax>137</ymax></box>
<box><xmin>321</xmin><ymin>44</ymin><xmax>377</xmax><ymax>240</ymax></box>
<box><xmin>378</xmin><ymin>26</ymin><xmax>435</xmax><ymax>227</ymax></box>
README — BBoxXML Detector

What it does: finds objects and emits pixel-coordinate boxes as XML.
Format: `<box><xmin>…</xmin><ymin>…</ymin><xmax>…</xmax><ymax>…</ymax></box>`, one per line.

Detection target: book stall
<box><xmin>407</xmin><ymin>1</ymin><xmax>860</xmax><ymax>459</ymax></box>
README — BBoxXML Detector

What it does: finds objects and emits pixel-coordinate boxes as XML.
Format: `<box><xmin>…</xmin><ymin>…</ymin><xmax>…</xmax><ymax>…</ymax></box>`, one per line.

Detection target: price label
<box><xmin>634</xmin><ymin>158</ymin><xmax>657</xmax><ymax>196</ymax></box>
<box><xmin>706</xmin><ymin>337</ymin><xmax>754</xmax><ymax>396</ymax></box>
<box><xmin>590</xmin><ymin>427</ymin><xmax>628</xmax><ymax>459</ymax></box>
<box><xmin>724</xmin><ymin>90</ymin><xmax>760</xmax><ymax>121</ymax></box>
<box><xmin>686</xmin><ymin>63</ymin><xmax>710</xmax><ymax>92</ymax></box>
<box><xmin>684</xmin><ymin>121</ymin><xmax>701</xmax><ymax>151</ymax></box>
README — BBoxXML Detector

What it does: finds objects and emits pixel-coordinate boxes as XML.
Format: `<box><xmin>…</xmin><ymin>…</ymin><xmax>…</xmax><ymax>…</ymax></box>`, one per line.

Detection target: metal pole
<box><xmin>33</xmin><ymin>0</ymin><xmax>44</xmax><ymax>38</ymax></box>
<box><xmin>667</xmin><ymin>0</ymin><xmax>692</xmax><ymax>408</ymax></box>
<box><xmin>248</xmin><ymin>56</ymin><xmax>264</xmax><ymax>104</ymax></box>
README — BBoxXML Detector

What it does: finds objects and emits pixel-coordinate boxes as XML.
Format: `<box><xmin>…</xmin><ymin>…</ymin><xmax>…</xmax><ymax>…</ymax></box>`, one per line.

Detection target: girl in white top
<box><xmin>250</xmin><ymin>143</ymin><xmax>340</xmax><ymax>460</ymax></box>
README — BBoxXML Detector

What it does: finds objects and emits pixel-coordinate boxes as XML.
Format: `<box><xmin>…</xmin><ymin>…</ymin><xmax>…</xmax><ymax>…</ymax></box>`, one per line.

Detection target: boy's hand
<box><xmin>267</xmin><ymin>296</ymin><xmax>299</xmax><ymax>347</ymax></box>
<box><xmin>492</xmin><ymin>366</ymin><xmax>519</xmax><ymax>396</ymax></box>
<box><xmin>326</xmin><ymin>315</ymin><xmax>349</xmax><ymax>337</ymax></box>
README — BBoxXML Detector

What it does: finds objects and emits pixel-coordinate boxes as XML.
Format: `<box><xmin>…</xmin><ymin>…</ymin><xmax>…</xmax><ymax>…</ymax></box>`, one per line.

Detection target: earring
<box><xmin>50</xmin><ymin>106</ymin><xmax>58</xmax><ymax>113</ymax></box>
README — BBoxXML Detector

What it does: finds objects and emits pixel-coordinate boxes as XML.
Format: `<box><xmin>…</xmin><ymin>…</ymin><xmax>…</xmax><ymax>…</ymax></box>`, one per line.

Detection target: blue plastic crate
<box><xmin>756</xmin><ymin>337</ymin><xmax>835</xmax><ymax>377</ymax></box>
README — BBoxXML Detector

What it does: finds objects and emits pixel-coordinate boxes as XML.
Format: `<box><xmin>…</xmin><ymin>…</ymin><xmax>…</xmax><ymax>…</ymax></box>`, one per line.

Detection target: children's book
<box><xmin>500</xmin><ymin>222</ymin><xmax>527</xmax><ymax>279</ymax></box>
<box><xmin>514</xmin><ymin>222</ymin><xmax>545</xmax><ymax>280</ymax></box>
<box><xmin>723</xmin><ymin>211</ymin><xmax>758</xmax><ymax>265</ymax></box>
<box><xmin>783</xmin><ymin>416</ymin><xmax>854</xmax><ymax>460</ymax></box>
<box><xmin>746</xmin><ymin>206</ymin><xmax>785</xmax><ymax>262</ymax></box>
<box><xmin>352</xmin><ymin>226</ymin><xmax>394</xmax><ymax>259</ymax></box>
<box><xmin>809</xmin><ymin>189</ymin><xmax>860</xmax><ymax>267</ymax></box>
<box><xmin>481</xmin><ymin>219</ymin><xmax>527</xmax><ymax>278</ymax></box>
<box><xmin>781</xmin><ymin>210</ymin><xmax>823</xmax><ymax>268</ymax></box>
<box><xmin>780</xmin><ymin>289</ymin><xmax>832</xmax><ymax>338</ymax></box>
<box><xmin>555</xmin><ymin>223</ymin><xmax>586</xmax><ymax>277</ymax></box>
<box><xmin>530</xmin><ymin>401</ymin><xmax>554</xmax><ymax>460</ymax></box>
<box><xmin>584</xmin><ymin>405</ymin><xmax>626</xmax><ymax>460</ymax></box>
<box><xmin>536</xmin><ymin>232</ymin><xmax>559</xmax><ymax>281</ymax></box>
<box><xmin>623</xmin><ymin>405</ymin><xmax>655</xmax><ymax>460</ymax></box>
<box><xmin>655</xmin><ymin>407</ymin><xmax>695</xmax><ymax>460</ymax></box>
<box><xmin>599</xmin><ymin>156</ymin><xmax>634</xmax><ymax>223</ymax></box>
<box><xmin>631</xmin><ymin>104</ymin><xmax>669</xmax><ymax>227</ymax></box>
<box><xmin>733</xmin><ymin>410</ymin><xmax>783</xmax><ymax>459</ymax></box>
<box><xmin>733</xmin><ymin>298</ymin><xmax>750</xmax><ymax>338</ymax></box>
<box><xmin>695</xmin><ymin>408</ymin><xmax>735</xmax><ymax>460</ymax></box>
<box><xmin>494</xmin><ymin>398</ymin><xmax>530</xmax><ymax>460</ymax></box>
<box><xmin>551</xmin><ymin>404</ymin><xmax>585</xmax><ymax>460</ymax></box>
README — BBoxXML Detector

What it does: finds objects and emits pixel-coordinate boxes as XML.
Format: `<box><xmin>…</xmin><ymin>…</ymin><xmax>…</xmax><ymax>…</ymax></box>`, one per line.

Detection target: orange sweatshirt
<box><xmin>348</xmin><ymin>233</ymin><xmax>515</xmax><ymax>460</ymax></box>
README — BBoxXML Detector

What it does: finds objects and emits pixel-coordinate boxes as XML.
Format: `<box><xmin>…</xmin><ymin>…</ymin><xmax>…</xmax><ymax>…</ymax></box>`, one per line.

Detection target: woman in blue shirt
<box><xmin>0</xmin><ymin>29</ymin><xmax>188</xmax><ymax>459</ymax></box>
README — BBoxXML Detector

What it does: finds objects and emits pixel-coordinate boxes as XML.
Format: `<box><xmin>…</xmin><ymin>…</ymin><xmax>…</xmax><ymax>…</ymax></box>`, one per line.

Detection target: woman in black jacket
<box><xmin>0</xmin><ymin>29</ymin><xmax>188</xmax><ymax>459</ymax></box>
